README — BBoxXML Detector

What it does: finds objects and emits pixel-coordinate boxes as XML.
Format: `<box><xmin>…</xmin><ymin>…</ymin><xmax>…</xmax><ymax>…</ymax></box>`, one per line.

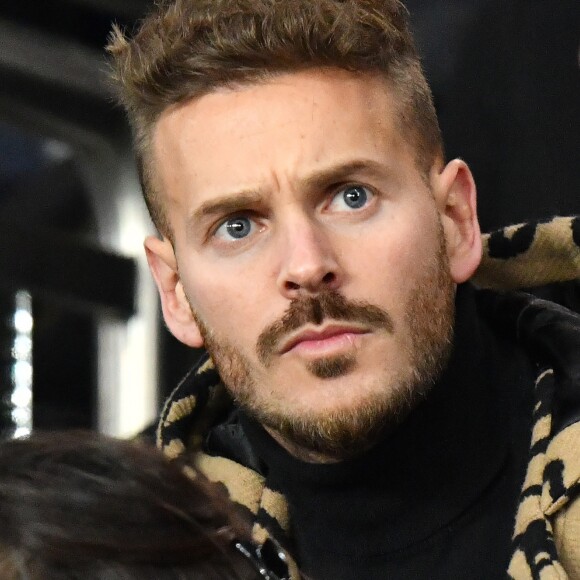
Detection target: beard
<box><xmin>190</xmin><ymin>225</ymin><xmax>455</xmax><ymax>462</ymax></box>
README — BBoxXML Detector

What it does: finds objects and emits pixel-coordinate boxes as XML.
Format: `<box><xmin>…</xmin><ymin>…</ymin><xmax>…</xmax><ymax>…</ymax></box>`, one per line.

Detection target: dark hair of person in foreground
<box><xmin>0</xmin><ymin>431</ymin><xmax>289</xmax><ymax>580</ymax></box>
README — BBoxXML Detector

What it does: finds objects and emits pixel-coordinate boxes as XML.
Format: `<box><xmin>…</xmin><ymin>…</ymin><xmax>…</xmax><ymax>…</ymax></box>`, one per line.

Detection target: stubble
<box><xmin>189</xmin><ymin>226</ymin><xmax>454</xmax><ymax>461</ymax></box>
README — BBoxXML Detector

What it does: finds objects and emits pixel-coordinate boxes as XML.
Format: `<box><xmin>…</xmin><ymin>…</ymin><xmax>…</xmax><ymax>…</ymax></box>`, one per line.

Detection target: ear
<box><xmin>432</xmin><ymin>159</ymin><xmax>482</xmax><ymax>283</ymax></box>
<box><xmin>144</xmin><ymin>236</ymin><xmax>204</xmax><ymax>348</ymax></box>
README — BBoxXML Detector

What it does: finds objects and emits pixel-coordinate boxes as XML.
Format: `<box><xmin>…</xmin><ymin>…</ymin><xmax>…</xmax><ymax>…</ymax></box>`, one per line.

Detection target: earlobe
<box><xmin>433</xmin><ymin>159</ymin><xmax>482</xmax><ymax>284</ymax></box>
<box><xmin>144</xmin><ymin>236</ymin><xmax>204</xmax><ymax>348</ymax></box>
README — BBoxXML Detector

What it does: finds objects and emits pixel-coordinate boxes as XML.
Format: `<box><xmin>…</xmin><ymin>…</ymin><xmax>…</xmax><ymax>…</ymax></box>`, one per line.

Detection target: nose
<box><xmin>276</xmin><ymin>217</ymin><xmax>341</xmax><ymax>299</ymax></box>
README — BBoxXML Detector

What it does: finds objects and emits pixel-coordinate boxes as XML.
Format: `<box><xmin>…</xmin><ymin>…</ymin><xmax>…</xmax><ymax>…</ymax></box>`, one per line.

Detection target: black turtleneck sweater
<box><xmin>239</xmin><ymin>285</ymin><xmax>536</xmax><ymax>579</ymax></box>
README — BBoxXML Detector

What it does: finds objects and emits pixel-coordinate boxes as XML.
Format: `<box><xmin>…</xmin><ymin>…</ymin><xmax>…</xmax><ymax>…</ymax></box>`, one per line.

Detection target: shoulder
<box><xmin>475</xmin><ymin>287</ymin><xmax>580</xmax><ymax>576</ymax></box>
<box><xmin>474</xmin><ymin>216</ymin><xmax>580</xmax><ymax>291</ymax></box>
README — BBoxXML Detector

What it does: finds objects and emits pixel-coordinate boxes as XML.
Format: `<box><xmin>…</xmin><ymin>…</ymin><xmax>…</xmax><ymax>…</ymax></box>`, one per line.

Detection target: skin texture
<box><xmin>146</xmin><ymin>68</ymin><xmax>482</xmax><ymax>462</ymax></box>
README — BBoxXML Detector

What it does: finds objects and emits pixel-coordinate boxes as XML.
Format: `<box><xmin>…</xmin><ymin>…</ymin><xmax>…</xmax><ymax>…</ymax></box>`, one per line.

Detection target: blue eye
<box><xmin>215</xmin><ymin>216</ymin><xmax>254</xmax><ymax>240</ymax></box>
<box><xmin>329</xmin><ymin>185</ymin><xmax>373</xmax><ymax>211</ymax></box>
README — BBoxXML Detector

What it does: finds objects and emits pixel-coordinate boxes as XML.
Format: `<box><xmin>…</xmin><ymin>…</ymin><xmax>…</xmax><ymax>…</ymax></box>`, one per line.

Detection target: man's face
<box><xmin>151</xmin><ymin>69</ymin><xmax>474</xmax><ymax>461</ymax></box>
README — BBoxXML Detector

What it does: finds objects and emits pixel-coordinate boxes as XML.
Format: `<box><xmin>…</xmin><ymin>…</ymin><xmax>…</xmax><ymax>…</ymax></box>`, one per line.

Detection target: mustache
<box><xmin>256</xmin><ymin>290</ymin><xmax>394</xmax><ymax>365</ymax></box>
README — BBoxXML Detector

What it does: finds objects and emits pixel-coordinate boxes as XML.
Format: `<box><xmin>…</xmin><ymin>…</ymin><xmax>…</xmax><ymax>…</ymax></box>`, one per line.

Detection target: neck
<box><xmin>264</xmin><ymin>426</ymin><xmax>343</xmax><ymax>464</ymax></box>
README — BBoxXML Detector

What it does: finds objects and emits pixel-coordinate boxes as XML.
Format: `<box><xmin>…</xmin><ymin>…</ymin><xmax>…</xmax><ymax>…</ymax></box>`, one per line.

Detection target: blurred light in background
<box><xmin>11</xmin><ymin>290</ymin><xmax>33</xmax><ymax>438</ymax></box>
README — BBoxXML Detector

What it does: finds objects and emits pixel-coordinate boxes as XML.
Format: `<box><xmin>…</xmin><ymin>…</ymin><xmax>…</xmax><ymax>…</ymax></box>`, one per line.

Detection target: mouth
<box><xmin>279</xmin><ymin>324</ymin><xmax>370</xmax><ymax>357</ymax></box>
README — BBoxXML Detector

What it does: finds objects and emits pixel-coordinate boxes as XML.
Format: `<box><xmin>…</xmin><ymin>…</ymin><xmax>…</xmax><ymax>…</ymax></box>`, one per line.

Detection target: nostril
<box><xmin>284</xmin><ymin>272</ymin><xmax>336</xmax><ymax>293</ymax></box>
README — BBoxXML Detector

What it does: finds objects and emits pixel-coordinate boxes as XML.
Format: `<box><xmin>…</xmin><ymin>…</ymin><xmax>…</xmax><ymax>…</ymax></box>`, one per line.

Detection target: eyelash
<box><xmin>325</xmin><ymin>183</ymin><xmax>375</xmax><ymax>211</ymax></box>
<box><xmin>210</xmin><ymin>212</ymin><xmax>262</xmax><ymax>243</ymax></box>
<box><xmin>209</xmin><ymin>182</ymin><xmax>377</xmax><ymax>243</ymax></box>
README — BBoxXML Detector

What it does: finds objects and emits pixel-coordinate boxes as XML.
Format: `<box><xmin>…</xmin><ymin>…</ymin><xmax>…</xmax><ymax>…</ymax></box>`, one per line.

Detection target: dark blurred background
<box><xmin>0</xmin><ymin>0</ymin><xmax>578</xmax><ymax>439</ymax></box>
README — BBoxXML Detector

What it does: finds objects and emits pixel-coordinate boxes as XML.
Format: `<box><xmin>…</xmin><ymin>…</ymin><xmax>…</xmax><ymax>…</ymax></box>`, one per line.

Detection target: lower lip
<box><xmin>288</xmin><ymin>332</ymin><xmax>366</xmax><ymax>357</ymax></box>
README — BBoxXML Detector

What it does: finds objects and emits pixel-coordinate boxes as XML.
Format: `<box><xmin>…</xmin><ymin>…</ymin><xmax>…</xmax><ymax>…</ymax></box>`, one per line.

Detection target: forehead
<box><xmin>151</xmin><ymin>69</ymin><xmax>413</xmax><ymax>213</ymax></box>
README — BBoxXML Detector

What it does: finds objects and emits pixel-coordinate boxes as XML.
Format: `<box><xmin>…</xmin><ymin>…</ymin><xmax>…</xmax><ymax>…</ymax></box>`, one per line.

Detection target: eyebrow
<box><xmin>301</xmin><ymin>159</ymin><xmax>389</xmax><ymax>192</ymax></box>
<box><xmin>188</xmin><ymin>158</ymin><xmax>389</xmax><ymax>225</ymax></box>
<box><xmin>190</xmin><ymin>191</ymin><xmax>263</xmax><ymax>225</ymax></box>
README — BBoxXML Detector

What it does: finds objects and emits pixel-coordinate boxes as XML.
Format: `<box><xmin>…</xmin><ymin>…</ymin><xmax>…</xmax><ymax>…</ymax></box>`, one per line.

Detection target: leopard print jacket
<box><xmin>157</xmin><ymin>216</ymin><xmax>580</xmax><ymax>579</ymax></box>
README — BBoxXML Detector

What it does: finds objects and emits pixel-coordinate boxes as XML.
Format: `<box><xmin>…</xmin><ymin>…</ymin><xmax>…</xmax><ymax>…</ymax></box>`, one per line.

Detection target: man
<box><xmin>107</xmin><ymin>1</ymin><xmax>580</xmax><ymax>578</ymax></box>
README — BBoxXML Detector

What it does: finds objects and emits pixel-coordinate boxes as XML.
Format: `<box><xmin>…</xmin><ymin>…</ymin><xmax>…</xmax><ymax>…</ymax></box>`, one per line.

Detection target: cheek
<box><xmin>348</xmin><ymin>212</ymin><xmax>441</xmax><ymax>308</ymax></box>
<box><xmin>179</xmin><ymin>261</ymin><xmax>270</xmax><ymax>346</ymax></box>
<box><xmin>353</xmin><ymin>214</ymin><xmax>437</xmax><ymax>277</ymax></box>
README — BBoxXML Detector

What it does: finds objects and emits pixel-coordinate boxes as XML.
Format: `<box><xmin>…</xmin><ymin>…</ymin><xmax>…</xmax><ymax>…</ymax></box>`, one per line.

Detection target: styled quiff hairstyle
<box><xmin>107</xmin><ymin>0</ymin><xmax>443</xmax><ymax>239</ymax></box>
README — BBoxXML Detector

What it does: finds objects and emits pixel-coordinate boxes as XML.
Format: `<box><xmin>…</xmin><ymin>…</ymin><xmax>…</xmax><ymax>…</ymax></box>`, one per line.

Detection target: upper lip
<box><xmin>279</xmin><ymin>324</ymin><xmax>369</xmax><ymax>355</ymax></box>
